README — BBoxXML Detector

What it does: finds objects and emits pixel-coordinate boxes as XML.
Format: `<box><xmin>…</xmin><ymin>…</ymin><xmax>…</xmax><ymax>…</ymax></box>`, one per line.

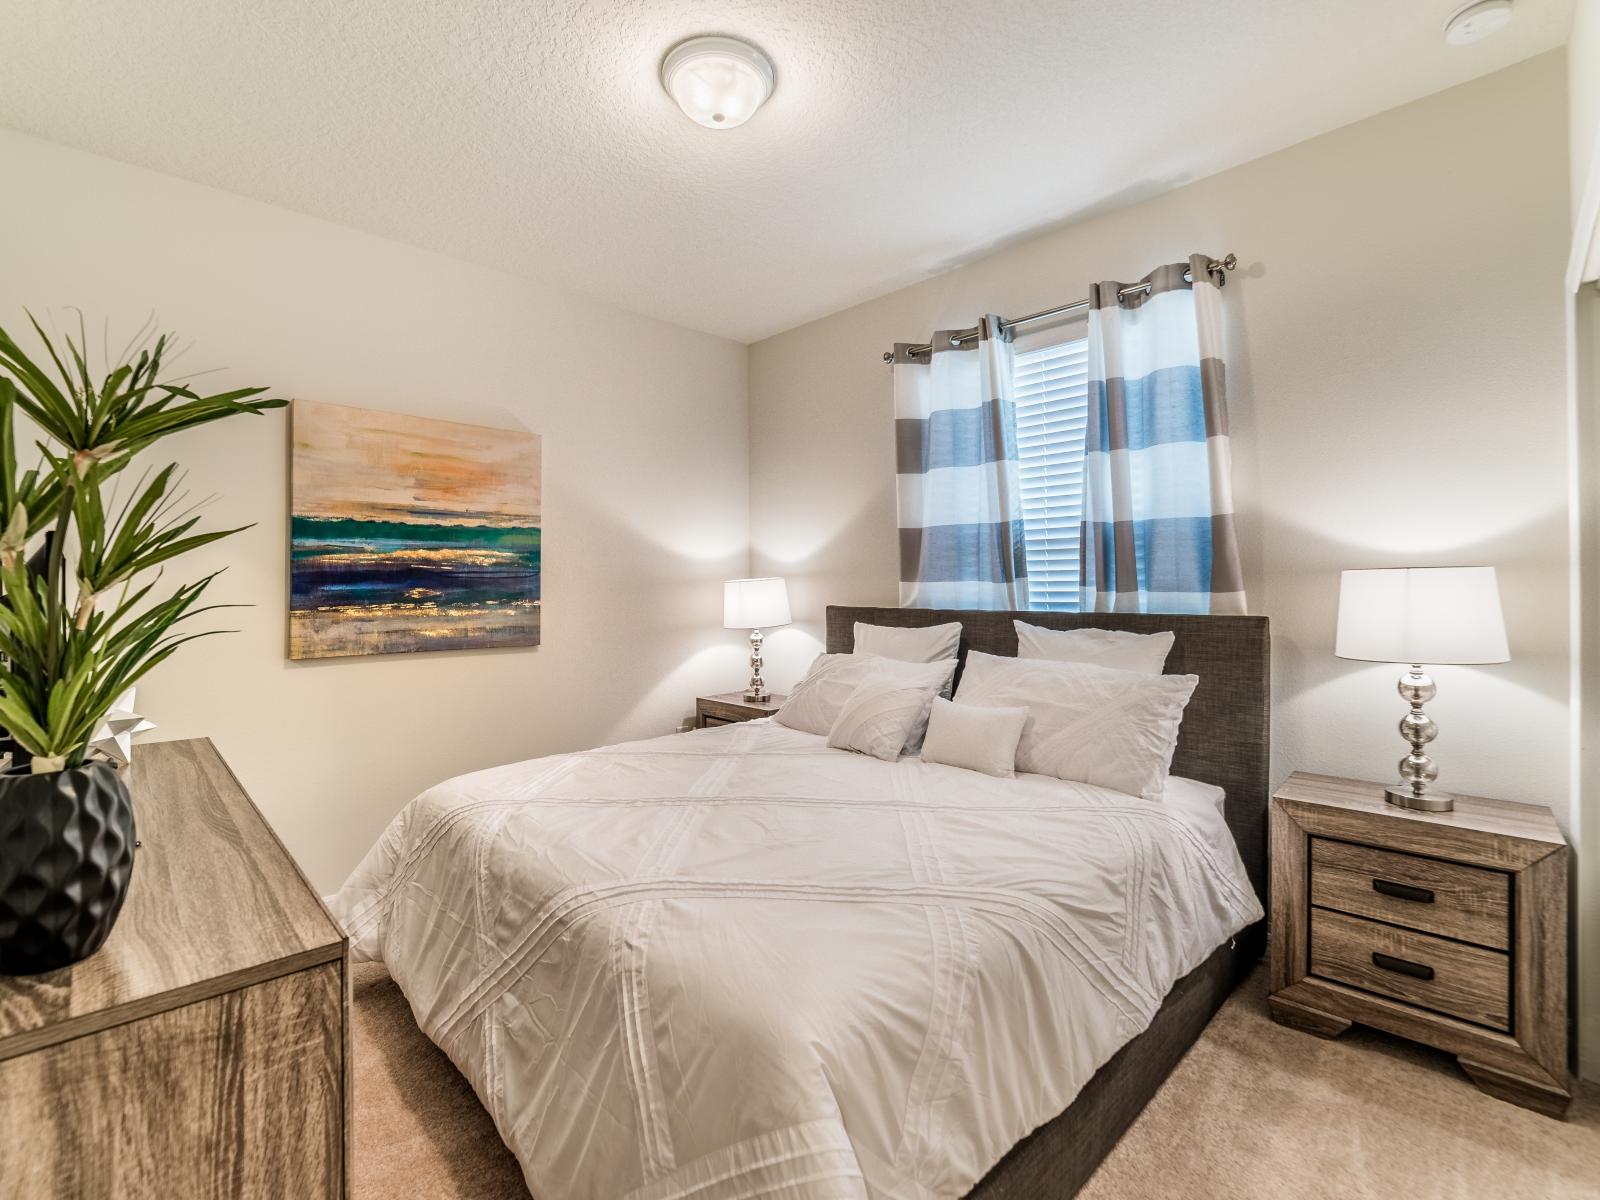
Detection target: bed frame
<box><xmin>826</xmin><ymin>606</ymin><xmax>1271</xmax><ymax>1198</ymax></box>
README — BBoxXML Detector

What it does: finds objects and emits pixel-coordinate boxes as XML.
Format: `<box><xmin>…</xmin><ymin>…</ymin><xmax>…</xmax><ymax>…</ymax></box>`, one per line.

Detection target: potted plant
<box><xmin>0</xmin><ymin>315</ymin><xmax>284</xmax><ymax>974</ymax></box>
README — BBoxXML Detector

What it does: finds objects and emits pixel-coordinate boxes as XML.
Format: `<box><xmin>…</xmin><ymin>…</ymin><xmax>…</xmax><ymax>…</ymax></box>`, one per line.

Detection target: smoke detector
<box><xmin>1444</xmin><ymin>1</ymin><xmax>1513</xmax><ymax>46</ymax></box>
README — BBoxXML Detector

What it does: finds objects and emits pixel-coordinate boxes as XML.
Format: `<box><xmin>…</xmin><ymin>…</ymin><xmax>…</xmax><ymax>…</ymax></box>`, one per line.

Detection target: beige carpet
<box><xmin>352</xmin><ymin>962</ymin><xmax>1600</xmax><ymax>1199</ymax></box>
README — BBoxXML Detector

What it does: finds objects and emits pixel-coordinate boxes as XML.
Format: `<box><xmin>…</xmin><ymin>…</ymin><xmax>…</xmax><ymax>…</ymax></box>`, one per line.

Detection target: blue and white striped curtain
<box><xmin>1081</xmin><ymin>254</ymin><xmax>1246</xmax><ymax>614</ymax></box>
<box><xmin>893</xmin><ymin>315</ymin><xmax>1029</xmax><ymax>609</ymax></box>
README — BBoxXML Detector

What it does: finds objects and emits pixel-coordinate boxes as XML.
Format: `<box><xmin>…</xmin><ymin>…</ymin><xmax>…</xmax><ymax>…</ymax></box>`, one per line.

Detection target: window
<box><xmin>1013</xmin><ymin>337</ymin><xmax>1089</xmax><ymax>611</ymax></box>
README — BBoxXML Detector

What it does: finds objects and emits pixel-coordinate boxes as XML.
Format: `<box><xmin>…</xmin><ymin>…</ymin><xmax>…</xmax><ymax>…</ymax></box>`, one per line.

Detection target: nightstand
<box><xmin>1268</xmin><ymin>772</ymin><xmax>1571</xmax><ymax>1117</ymax></box>
<box><xmin>694</xmin><ymin>691</ymin><xmax>786</xmax><ymax>729</ymax></box>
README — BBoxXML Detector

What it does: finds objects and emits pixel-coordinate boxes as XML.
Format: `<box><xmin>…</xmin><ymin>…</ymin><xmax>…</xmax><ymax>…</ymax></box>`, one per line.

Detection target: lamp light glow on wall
<box><xmin>724</xmin><ymin>577</ymin><xmax>790</xmax><ymax>702</ymax></box>
<box><xmin>1335</xmin><ymin>566</ymin><xmax>1509</xmax><ymax>813</ymax></box>
<box><xmin>661</xmin><ymin>36</ymin><xmax>775</xmax><ymax>129</ymax></box>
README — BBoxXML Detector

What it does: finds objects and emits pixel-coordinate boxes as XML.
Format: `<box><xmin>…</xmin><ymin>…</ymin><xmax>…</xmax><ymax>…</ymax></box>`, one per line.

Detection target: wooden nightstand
<box><xmin>694</xmin><ymin>691</ymin><xmax>786</xmax><ymax>728</ymax></box>
<box><xmin>1268</xmin><ymin>772</ymin><xmax>1571</xmax><ymax>1117</ymax></box>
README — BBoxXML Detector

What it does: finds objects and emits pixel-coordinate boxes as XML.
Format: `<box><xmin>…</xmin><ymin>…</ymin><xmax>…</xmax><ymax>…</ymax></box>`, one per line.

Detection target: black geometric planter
<box><xmin>0</xmin><ymin>762</ymin><xmax>135</xmax><ymax>975</ymax></box>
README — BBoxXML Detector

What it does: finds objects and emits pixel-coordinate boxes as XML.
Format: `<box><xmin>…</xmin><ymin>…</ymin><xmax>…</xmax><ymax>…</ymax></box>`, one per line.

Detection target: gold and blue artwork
<box><xmin>289</xmin><ymin>400</ymin><xmax>541</xmax><ymax>660</ymax></box>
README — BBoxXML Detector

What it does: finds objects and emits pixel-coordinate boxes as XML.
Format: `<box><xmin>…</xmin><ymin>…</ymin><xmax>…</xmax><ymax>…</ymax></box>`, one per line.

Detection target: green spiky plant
<box><xmin>0</xmin><ymin>315</ymin><xmax>285</xmax><ymax>772</ymax></box>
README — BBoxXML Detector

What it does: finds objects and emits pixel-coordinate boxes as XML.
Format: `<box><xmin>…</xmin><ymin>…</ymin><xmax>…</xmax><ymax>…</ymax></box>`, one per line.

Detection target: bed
<box><xmin>329</xmin><ymin>605</ymin><xmax>1270</xmax><ymax>1199</ymax></box>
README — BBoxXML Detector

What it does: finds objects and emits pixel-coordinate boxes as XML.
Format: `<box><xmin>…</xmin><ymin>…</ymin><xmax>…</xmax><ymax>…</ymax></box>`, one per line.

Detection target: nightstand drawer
<box><xmin>1309</xmin><ymin>838</ymin><xmax>1510</xmax><ymax>949</ymax></box>
<box><xmin>1309</xmin><ymin>908</ymin><xmax>1510</xmax><ymax>1031</ymax></box>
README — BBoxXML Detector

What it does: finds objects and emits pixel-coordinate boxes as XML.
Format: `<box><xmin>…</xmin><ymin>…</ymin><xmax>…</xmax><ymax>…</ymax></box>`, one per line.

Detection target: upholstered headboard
<box><xmin>825</xmin><ymin>606</ymin><xmax>1271</xmax><ymax>904</ymax></box>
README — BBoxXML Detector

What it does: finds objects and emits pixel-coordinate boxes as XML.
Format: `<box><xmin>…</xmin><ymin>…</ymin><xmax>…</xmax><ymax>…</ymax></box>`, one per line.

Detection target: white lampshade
<box><xmin>723</xmin><ymin>577</ymin><xmax>790</xmax><ymax>630</ymax></box>
<box><xmin>1335</xmin><ymin>567</ymin><xmax>1509</xmax><ymax>665</ymax></box>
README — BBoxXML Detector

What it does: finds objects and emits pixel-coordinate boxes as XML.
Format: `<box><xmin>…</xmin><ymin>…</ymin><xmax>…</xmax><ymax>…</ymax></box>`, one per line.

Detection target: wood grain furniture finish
<box><xmin>0</xmin><ymin>737</ymin><xmax>349</xmax><ymax>1198</ymax></box>
<box><xmin>1269</xmin><ymin>771</ymin><xmax>1570</xmax><ymax>1118</ymax></box>
<box><xmin>1308</xmin><ymin>908</ymin><xmax>1510</xmax><ymax>1030</ymax></box>
<box><xmin>1309</xmin><ymin>838</ymin><xmax>1510</xmax><ymax>948</ymax></box>
<box><xmin>695</xmin><ymin>691</ymin><xmax>786</xmax><ymax>728</ymax></box>
<box><xmin>826</xmin><ymin>605</ymin><xmax>1270</xmax><ymax>1199</ymax></box>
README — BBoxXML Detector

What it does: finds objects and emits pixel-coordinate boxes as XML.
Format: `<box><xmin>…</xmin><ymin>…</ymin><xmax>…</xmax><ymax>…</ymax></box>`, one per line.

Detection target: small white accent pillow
<box><xmin>1013</xmin><ymin>621</ymin><xmax>1175</xmax><ymax>675</ymax></box>
<box><xmin>827</xmin><ymin>679</ymin><xmax>947</xmax><ymax>762</ymax></box>
<box><xmin>853</xmin><ymin>620</ymin><xmax>962</xmax><ymax>664</ymax></box>
<box><xmin>956</xmin><ymin>650</ymin><xmax>1198</xmax><ymax>800</ymax></box>
<box><xmin>776</xmin><ymin>654</ymin><xmax>957</xmax><ymax>751</ymax></box>
<box><xmin>919</xmin><ymin>697</ymin><xmax>1029</xmax><ymax>778</ymax></box>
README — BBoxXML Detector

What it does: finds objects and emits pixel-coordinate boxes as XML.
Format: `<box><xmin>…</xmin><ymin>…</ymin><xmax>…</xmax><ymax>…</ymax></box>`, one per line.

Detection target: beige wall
<box><xmin>751</xmin><ymin>53</ymin><xmax>1574</xmax><ymax>885</ymax></box>
<box><xmin>1571</xmin><ymin>1</ymin><xmax>1600</xmax><ymax>221</ymax></box>
<box><xmin>0</xmin><ymin>128</ymin><xmax>752</xmax><ymax>893</ymax></box>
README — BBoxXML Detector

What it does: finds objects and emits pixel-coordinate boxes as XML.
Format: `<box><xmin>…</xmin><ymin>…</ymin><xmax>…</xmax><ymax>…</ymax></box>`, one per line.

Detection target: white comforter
<box><xmin>330</xmin><ymin>719</ymin><xmax>1262</xmax><ymax>1200</ymax></box>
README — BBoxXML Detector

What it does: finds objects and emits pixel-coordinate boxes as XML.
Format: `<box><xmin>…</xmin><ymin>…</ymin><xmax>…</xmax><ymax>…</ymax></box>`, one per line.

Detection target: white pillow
<box><xmin>919</xmin><ymin>697</ymin><xmax>1028</xmax><ymax>778</ymax></box>
<box><xmin>1164</xmin><ymin>775</ymin><xmax>1227</xmax><ymax>818</ymax></box>
<box><xmin>853</xmin><ymin>620</ymin><xmax>962</xmax><ymax>664</ymax></box>
<box><xmin>776</xmin><ymin>654</ymin><xmax>957</xmax><ymax>751</ymax></box>
<box><xmin>955</xmin><ymin>651</ymin><xmax>1198</xmax><ymax>800</ymax></box>
<box><xmin>1013</xmin><ymin>621</ymin><xmax>1175</xmax><ymax>675</ymax></box>
<box><xmin>827</xmin><ymin>678</ymin><xmax>946</xmax><ymax>762</ymax></box>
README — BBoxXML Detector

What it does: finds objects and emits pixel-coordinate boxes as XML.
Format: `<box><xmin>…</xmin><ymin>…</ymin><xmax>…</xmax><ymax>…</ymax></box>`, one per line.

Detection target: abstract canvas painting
<box><xmin>289</xmin><ymin>400</ymin><xmax>541</xmax><ymax>660</ymax></box>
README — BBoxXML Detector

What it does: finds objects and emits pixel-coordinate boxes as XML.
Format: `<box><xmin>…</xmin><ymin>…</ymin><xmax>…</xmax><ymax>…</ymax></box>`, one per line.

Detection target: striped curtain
<box><xmin>893</xmin><ymin>315</ymin><xmax>1028</xmax><ymax>609</ymax></box>
<box><xmin>1080</xmin><ymin>254</ymin><xmax>1246</xmax><ymax>614</ymax></box>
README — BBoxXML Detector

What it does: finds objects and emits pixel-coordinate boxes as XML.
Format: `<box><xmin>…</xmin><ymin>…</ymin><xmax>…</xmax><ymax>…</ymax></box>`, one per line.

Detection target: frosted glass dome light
<box><xmin>661</xmin><ymin>36</ymin><xmax>775</xmax><ymax>130</ymax></box>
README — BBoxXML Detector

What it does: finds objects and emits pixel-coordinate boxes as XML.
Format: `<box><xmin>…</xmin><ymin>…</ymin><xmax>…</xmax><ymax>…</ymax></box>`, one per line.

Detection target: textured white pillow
<box><xmin>919</xmin><ymin>697</ymin><xmax>1028</xmax><ymax>778</ymax></box>
<box><xmin>853</xmin><ymin>620</ymin><xmax>962</xmax><ymax>664</ymax></box>
<box><xmin>1013</xmin><ymin>621</ymin><xmax>1175</xmax><ymax>675</ymax></box>
<box><xmin>826</xmin><ymin>679</ymin><xmax>945</xmax><ymax>762</ymax></box>
<box><xmin>776</xmin><ymin>654</ymin><xmax>957</xmax><ymax>750</ymax></box>
<box><xmin>956</xmin><ymin>651</ymin><xmax>1198</xmax><ymax>800</ymax></box>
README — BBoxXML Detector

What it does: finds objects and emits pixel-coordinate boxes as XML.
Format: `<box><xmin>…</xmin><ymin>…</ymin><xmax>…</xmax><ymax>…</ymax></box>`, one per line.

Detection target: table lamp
<box><xmin>1335</xmin><ymin>566</ymin><xmax>1509</xmax><ymax>812</ymax></box>
<box><xmin>723</xmin><ymin>577</ymin><xmax>790</xmax><ymax>702</ymax></box>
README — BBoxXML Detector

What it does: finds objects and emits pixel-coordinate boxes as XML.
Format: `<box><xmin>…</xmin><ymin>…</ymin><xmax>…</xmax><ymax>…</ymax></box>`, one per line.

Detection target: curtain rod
<box><xmin>880</xmin><ymin>253</ymin><xmax>1238</xmax><ymax>364</ymax></box>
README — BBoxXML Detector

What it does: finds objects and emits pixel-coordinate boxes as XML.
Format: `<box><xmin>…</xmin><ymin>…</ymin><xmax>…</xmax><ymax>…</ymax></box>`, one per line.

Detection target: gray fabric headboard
<box><xmin>826</xmin><ymin>606</ymin><xmax>1271</xmax><ymax>904</ymax></box>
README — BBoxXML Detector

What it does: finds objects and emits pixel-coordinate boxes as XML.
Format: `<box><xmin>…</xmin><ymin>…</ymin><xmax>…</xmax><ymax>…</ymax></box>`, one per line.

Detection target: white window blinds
<box><xmin>1013</xmin><ymin>337</ymin><xmax>1089</xmax><ymax>611</ymax></box>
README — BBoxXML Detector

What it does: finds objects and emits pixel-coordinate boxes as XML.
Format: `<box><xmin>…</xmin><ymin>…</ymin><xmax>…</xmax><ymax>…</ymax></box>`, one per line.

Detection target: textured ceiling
<box><xmin>0</xmin><ymin>0</ymin><xmax>1574</xmax><ymax>342</ymax></box>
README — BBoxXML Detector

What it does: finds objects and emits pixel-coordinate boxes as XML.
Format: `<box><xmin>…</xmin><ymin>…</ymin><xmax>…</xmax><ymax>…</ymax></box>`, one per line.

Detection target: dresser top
<box><xmin>1274</xmin><ymin>771</ymin><xmax>1566</xmax><ymax>848</ymax></box>
<box><xmin>698</xmin><ymin>691</ymin><xmax>786</xmax><ymax>712</ymax></box>
<box><xmin>0</xmin><ymin>738</ymin><xmax>343</xmax><ymax>1059</ymax></box>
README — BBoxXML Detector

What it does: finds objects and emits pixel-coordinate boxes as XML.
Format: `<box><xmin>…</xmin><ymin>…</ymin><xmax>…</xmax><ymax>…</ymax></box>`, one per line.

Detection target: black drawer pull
<box><xmin>1372</xmin><ymin>951</ymin><xmax>1434</xmax><ymax>981</ymax></box>
<box><xmin>1372</xmin><ymin>878</ymin><xmax>1434</xmax><ymax>904</ymax></box>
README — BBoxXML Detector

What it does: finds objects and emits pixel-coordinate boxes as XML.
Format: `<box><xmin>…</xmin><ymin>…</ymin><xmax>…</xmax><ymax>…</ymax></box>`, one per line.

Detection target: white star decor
<box><xmin>88</xmin><ymin>688</ymin><xmax>156</xmax><ymax>767</ymax></box>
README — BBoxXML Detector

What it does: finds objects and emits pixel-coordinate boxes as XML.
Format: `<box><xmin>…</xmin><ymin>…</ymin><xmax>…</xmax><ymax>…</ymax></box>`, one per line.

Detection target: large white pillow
<box><xmin>776</xmin><ymin>653</ymin><xmax>957</xmax><ymax>750</ymax></box>
<box><xmin>1013</xmin><ymin>621</ymin><xmax>1175</xmax><ymax>675</ymax></box>
<box><xmin>919</xmin><ymin>697</ymin><xmax>1029</xmax><ymax>779</ymax></box>
<box><xmin>827</xmin><ymin>678</ymin><xmax>946</xmax><ymax>762</ymax></box>
<box><xmin>853</xmin><ymin>620</ymin><xmax>962</xmax><ymax>664</ymax></box>
<box><xmin>955</xmin><ymin>650</ymin><xmax>1198</xmax><ymax>800</ymax></box>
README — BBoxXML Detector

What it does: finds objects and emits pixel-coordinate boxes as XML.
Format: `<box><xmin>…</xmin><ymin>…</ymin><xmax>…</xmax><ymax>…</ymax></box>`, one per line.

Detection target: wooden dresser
<box><xmin>0</xmin><ymin>738</ymin><xmax>348</xmax><ymax>1197</ymax></box>
<box><xmin>1268</xmin><ymin>772</ymin><xmax>1570</xmax><ymax>1117</ymax></box>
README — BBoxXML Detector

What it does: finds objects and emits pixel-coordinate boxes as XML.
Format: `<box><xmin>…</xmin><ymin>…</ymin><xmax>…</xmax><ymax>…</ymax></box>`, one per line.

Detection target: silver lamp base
<box><xmin>1383</xmin><ymin>785</ymin><xmax>1458</xmax><ymax>813</ymax></box>
<box><xmin>743</xmin><ymin>628</ymin><xmax>769</xmax><ymax>703</ymax></box>
<box><xmin>1384</xmin><ymin>664</ymin><xmax>1454</xmax><ymax>813</ymax></box>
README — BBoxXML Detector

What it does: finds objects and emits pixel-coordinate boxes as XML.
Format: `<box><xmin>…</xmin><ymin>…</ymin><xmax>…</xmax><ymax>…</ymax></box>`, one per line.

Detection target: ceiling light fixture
<box><xmin>661</xmin><ymin>35</ymin><xmax>774</xmax><ymax>130</ymax></box>
<box><xmin>1443</xmin><ymin>0</ymin><xmax>1513</xmax><ymax>46</ymax></box>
